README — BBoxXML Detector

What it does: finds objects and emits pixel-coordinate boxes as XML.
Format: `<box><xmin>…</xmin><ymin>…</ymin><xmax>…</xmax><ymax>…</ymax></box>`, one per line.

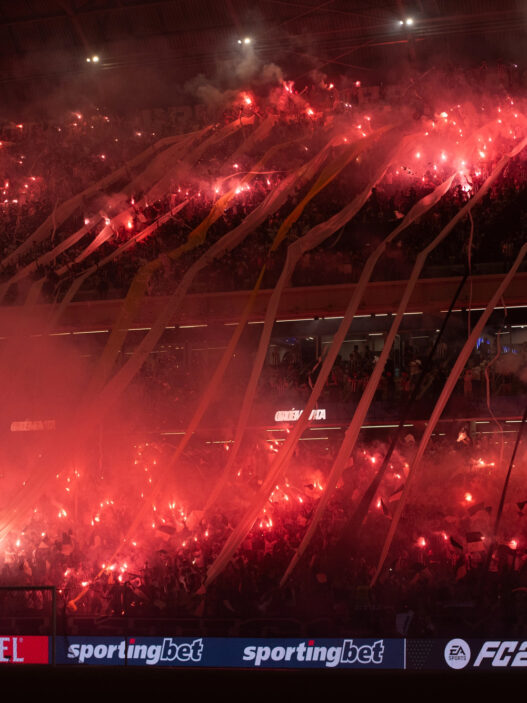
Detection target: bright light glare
<box><xmin>92</xmin><ymin>55</ymin><xmax>100</xmax><ymax>62</ymax></box>
<box><xmin>405</xmin><ymin>18</ymin><xmax>414</xmax><ymax>25</ymax></box>
<box><xmin>243</xmin><ymin>37</ymin><xmax>251</xmax><ymax>44</ymax></box>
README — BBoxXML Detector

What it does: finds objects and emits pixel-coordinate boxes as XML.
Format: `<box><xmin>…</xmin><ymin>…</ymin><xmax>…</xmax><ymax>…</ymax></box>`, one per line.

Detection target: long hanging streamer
<box><xmin>285</xmin><ymin>137</ymin><xmax>527</xmax><ymax>587</ymax></box>
<box><xmin>203</xmin><ymin>134</ymin><xmax>411</xmax><ymax>514</ymax></box>
<box><xmin>81</xmin><ymin>133</ymin><xmax>345</xmax><ymax>521</ymax></box>
<box><xmin>66</xmin><ymin>126</ymin><xmax>397</xmax><ymax>612</ymax></box>
<box><xmin>86</xmin><ymin>119</ymin><xmax>292</xmax><ymax>397</ymax></box>
<box><xmin>0</xmin><ymin>126</ymin><xmax>215</xmax><ymax>303</ymax></box>
<box><xmin>206</xmin><ymin>110</ymin><xmax>527</xmax><ymax>583</ymax></box>
<box><xmin>371</xmin><ymin>240</ymin><xmax>527</xmax><ymax>586</ymax></box>
<box><xmin>65</xmin><ymin>130</ymin><xmax>349</xmax><ymax>611</ymax></box>
<box><xmin>145</xmin><ymin>117</ymin><xmax>254</xmax><ymax>203</ymax></box>
<box><xmin>204</xmin><ymin>166</ymin><xmax>456</xmax><ymax>587</ymax></box>
<box><xmin>479</xmin><ymin>403</ymin><xmax>527</xmax><ymax>592</ymax></box>
<box><xmin>6</xmin><ymin>120</ymin><xmax>246</xmax><ymax>309</ymax></box>
<box><xmin>270</xmin><ymin>124</ymin><xmax>395</xmax><ymax>248</ymax></box>
<box><xmin>34</xmin><ymin>201</ymin><xmax>190</xmax><ymax>333</ymax></box>
<box><xmin>0</xmin><ymin>221</ymin><xmax>97</xmax><ymax>299</ymax></box>
<box><xmin>333</xmin><ymin>270</ymin><xmax>469</xmax><ymax>564</ymax></box>
<box><xmin>0</xmin><ymin>119</ymin><xmax>278</xmax><ymax>559</ymax></box>
<box><xmin>230</xmin><ymin>115</ymin><xmax>278</xmax><ymax>161</ymax></box>
<box><xmin>0</xmin><ymin>131</ymin><xmax>198</xmax><ymax>270</ymax></box>
<box><xmin>87</xmin><ymin>128</ymin><xmax>394</xmax><ymax>451</ymax></box>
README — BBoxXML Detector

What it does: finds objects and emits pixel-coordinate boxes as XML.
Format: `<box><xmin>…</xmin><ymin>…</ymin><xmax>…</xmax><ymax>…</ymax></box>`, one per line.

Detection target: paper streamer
<box><xmin>0</xmin><ymin>126</ymin><xmax>214</xmax><ymax>304</ymax></box>
<box><xmin>0</xmin><ymin>132</ymin><xmax>194</xmax><ymax>269</ymax></box>
<box><xmin>44</xmin><ymin>200</ymin><xmax>190</xmax><ymax>332</ymax></box>
<box><xmin>372</xmin><ymin>241</ymin><xmax>527</xmax><ymax>586</ymax></box>
<box><xmin>86</xmin><ymin>117</ymin><xmax>273</xmax><ymax>396</ymax></box>
<box><xmin>89</xmin><ymin>129</ymin><xmax>391</xmax><ymax>461</ymax></box>
<box><xmin>0</xmin><ymin>120</ymin><xmax>260</xmax><ymax>552</ymax></box>
<box><xmin>205</xmin><ymin>162</ymin><xmax>456</xmax><ymax>588</ymax></box>
<box><xmin>81</xmin><ymin>132</ymin><xmax>337</xmax><ymax>461</ymax></box>
<box><xmin>145</xmin><ymin>117</ymin><xmax>255</xmax><ymax>203</ymax></box>
<box><xmin>65</xmin><ymin>129</ymin><xmax>341</xmax><ymax>611</ymax></box>
<box><xmin>203</xmin><ymin>133</ymin><xmax>409</xmax><ymax>515</ymax></box>
<box><xmin>369</xmin><ymin>135</ymin><xmax>527</xmax><ymax>587</ymax></box>
<box><xmin>80</xmin><ymin>129</ymin><xmax>389</xmax><ymax>570</ymax></box>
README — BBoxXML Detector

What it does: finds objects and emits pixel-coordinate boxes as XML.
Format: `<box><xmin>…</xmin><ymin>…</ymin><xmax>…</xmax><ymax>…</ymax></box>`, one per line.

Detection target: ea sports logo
<box><xmin>444</xmin><ymin>639</ymin><xmax>471</xmax><ymax>669</ymax></box>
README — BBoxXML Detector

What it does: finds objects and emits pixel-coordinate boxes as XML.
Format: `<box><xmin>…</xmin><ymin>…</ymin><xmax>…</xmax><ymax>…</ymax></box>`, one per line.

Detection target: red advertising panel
<box><xmin>0</xmin><ymin>636</ymin><xmax>48</xmax><ymax>664</ymax></box>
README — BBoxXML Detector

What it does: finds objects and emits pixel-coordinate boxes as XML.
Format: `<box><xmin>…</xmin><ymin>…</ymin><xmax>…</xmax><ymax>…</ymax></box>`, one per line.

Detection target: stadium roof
<box><xmin>0</xmin><ymin>1</ymin><xmax>525</xmax><ymax>110</ymax></box>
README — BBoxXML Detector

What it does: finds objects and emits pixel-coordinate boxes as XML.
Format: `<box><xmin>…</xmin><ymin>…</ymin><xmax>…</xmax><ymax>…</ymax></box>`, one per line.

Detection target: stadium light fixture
<box><xmin>86</xmin><ymin>55</ymin><xmax>100</xmax><ymax>63</ymax></box>
<box><xmin>405</xmin><ymin>18</ymin><xmax>414</xmax><ymax>26</ymax></box>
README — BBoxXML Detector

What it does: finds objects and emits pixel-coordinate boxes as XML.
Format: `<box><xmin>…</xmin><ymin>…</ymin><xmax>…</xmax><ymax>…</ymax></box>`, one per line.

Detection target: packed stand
<box><xmin>0</xmin><ymin>66</ymin><xmax>526</xmax><ymax>305</ymax></box>
<box><xmin>0</xmin><ymin>432</ymin><xmax>526</xmax><ymax>639</ymax></box>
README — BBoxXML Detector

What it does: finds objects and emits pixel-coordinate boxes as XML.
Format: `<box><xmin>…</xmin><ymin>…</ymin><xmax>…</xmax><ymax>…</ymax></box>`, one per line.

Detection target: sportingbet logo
<box><xmin>243</xmin><ymin>639</ymin><xmax>385</xmax><ymax>668</ymax></box>
<box><xmin>67</xmin><ymin>638</ymin><xmax>203</xmax><ymax>665</ymax></box>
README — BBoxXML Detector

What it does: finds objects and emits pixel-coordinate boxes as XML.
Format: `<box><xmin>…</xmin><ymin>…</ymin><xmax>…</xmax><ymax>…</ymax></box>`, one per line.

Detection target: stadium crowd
<box><xmin>24</xmin><ymin>152</ymin><xmax>527</xmax><ymax>302</ymax></box>
<box><xmin>0</xmin><ymin>431</ymin><xmax>525</xmax><ymax>638</ymax></box>
<box><xmin>0</xmin><ymin>63</ymin><xmax>526</xmax><ymax>306</ymax></box>
<box><xmin>131</xmin><ymin>329</ymin><xmax>527</xmax><ymax>432</ymax></box>
<box><xmin>0</xmin><ymin>63</ymin><xmax>526</xmax><ymax>640</ymax></box>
